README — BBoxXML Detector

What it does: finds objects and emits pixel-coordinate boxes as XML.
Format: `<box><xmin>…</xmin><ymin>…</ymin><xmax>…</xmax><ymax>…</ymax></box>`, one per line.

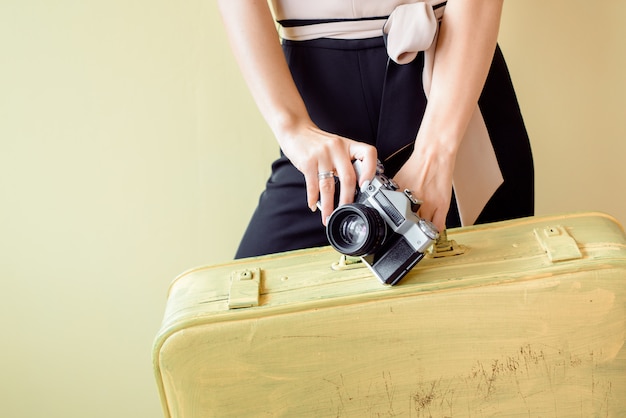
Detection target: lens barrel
<box><xmin>326</xmin><ymin>203</ymin><xmax>386</xmax><ymax>256</ymax></box>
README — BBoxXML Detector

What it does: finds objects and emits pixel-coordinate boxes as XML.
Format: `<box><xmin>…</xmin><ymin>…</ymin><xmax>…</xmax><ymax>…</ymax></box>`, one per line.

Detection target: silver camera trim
<box><xmin>327</xmin><ymin>160</ymin><xmax>439</xmax><ymax>285</ymax></box>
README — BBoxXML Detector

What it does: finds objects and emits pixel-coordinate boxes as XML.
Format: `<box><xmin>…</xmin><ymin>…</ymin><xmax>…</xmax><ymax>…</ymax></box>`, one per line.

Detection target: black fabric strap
<box><xmin>278</xmin><ymin>16</ymin><xmax>389</xmax><ymax>28</ymax></box>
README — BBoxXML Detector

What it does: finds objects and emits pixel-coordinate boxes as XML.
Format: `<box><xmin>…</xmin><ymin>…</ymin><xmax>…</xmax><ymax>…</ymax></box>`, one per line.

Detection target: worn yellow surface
<box><xmin>154</xmin><ymin>213</ymin><xmax>626</xmax><ymax>417</ymax></box>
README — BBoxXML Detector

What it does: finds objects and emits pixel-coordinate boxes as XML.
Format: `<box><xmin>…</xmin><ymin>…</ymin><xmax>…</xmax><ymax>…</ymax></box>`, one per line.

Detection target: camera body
<box><xmin>326</xmin><ymin>160</ymin><xmax>439</xmax><ymax>286</ymax></box>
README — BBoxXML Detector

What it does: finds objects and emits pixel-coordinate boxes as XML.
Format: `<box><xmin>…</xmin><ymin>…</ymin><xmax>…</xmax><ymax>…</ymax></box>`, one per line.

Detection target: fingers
<box><xmin>313</xmin><ymin>158</ymin><xmax>356</xmax><ymax>226</ymax></box>
<box><xmin>350</xmin><ymin>143</ymin><xmax>378</xmax><ymax>187</ymax></box>
<box><xmin>303</xmin><ymin>159</ymin><xmax>338</xmax><ymax>226</ymax></box>
<box><xmin>334</xmin><ymin>158</ymin><xmax>356</xmax><ymax>207</ymax></box>
<box><xmin>418</xmin><ymin>204</ymin><xmax>446</xmax><ymax>233</ymax></box>
<box><xmin>393</xmin><ymin>150</ymin><xmax>455</xmax><ymax>234</ymax></box>
<box><xmin>431</xmin><ymin>212</ymin><xmax>446</xmax><ymax>234</ymax></box>
<box><xmin>305</xmin><ymin>169</ymin><xmax>321</xmax><ymax>211</ymax></box>
<box><xmin>316</xmin><ymin>170</ymin><xmax>336</xmax><ymax>224</ymax></box>
<box><xmin>412</xmin><ymin>182</ymin><xmax>449</xmax><ymax>233</ymax></box>
<box><xmin>300</xmin><ymin>137</ymin><xmax>377</xmax><ymax>226</ymax></box>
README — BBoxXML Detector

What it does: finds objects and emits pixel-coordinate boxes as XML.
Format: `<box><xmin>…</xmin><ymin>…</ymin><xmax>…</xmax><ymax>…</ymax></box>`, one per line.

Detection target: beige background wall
<box><xmin>0</xmin><ymin>1</ymin><xmax>624</xmax><ymax>417</ymax></box>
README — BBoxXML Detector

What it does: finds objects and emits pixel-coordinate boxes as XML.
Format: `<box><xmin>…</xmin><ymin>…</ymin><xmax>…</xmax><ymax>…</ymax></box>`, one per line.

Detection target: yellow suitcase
<box><xmin>153</xmin><ymin>212</ymin><xmax>626</xmax><ymax>417</ymax></box>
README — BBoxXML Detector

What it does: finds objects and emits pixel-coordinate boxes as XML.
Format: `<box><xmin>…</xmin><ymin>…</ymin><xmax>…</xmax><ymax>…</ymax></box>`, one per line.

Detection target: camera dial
<box><xmin>418</xmin><ymin>219</ymin><xmax>440</xmax><ymax>241</ymax></box>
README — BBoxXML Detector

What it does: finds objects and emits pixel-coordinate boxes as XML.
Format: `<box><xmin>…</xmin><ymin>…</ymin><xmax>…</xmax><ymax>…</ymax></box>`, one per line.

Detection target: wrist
<box><xmin>414</xmin><ymin>129</ymin><xmax>461</xmax><ymax>162</ymax></box>
<box><xmin>269</xmin><ymin>109</ymin><xmax>315</xmax><ymax>144</ymax></box>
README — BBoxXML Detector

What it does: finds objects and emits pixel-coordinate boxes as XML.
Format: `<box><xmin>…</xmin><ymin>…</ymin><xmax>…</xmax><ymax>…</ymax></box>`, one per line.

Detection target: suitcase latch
<box><xmin>534</xmin><ymin>226</ymin><xmax>582</xmax><ymax>262</ymax></box>
<box><xmin>228</xmin><ymin>268</ymin><xmax>261</xmax><ymax>309</ymax></box>
<box><xmin>331</xmin><ymin>255</ymin><xmax>366</xmax><ymax>271</ymax></box>
<box><xmin>428</xmin><ymin>229</ymin><xmax>466</xmax><ymax>258</ymax></box>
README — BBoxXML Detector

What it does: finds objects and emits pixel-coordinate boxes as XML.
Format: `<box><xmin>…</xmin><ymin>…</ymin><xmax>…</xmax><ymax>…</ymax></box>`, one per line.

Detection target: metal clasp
<box><xmin>228</xmin><ymin>267</ymin><xmax>261</xmax><ymax>309</ymax></box>
<box><xmin>534</xmin><ymin>226</ymin><xmax>582</xmax><ymax>262</ymax></box>
<box><xmin>331</xmin><ymin>255</ymin><xmax>366</xmax><ymax>271</ymax></box>
<box><xmin>428</xmin><ymin>229</ymin><xmax>466</xmax><ymax>258</ymax></box>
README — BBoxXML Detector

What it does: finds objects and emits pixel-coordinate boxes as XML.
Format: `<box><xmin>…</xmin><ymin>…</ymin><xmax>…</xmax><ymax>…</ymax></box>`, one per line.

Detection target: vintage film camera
<box><xmin>326</xmin><ymin>160</ymin><xmax>439</xmax><ymax>286</ymax></box>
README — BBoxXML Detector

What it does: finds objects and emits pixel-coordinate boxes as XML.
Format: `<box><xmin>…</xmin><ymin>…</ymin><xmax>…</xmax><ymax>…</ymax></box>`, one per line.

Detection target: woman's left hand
<box><xmin>393</xmin><ymin>139</ymin><xmax>456</xmax><ymax>233</ymax></box>
<box><xmin>393</xmin><ymin>0</ymin><xmax>505</xmax><ymax>233</ymax></box>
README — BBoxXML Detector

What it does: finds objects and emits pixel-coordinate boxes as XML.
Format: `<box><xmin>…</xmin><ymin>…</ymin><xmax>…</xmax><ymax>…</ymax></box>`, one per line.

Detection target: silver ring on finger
<box><xmin>317</xmin><ymin>170</ymin><xmax>335</xmax><ymax>181</ymax></box>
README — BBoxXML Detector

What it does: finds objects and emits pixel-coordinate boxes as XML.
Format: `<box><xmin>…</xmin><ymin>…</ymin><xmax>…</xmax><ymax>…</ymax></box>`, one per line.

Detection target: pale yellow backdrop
<box><xmin>0</xmin><ymin>1</ymin><xmax>624</xmax><ymax>417</ymax></box>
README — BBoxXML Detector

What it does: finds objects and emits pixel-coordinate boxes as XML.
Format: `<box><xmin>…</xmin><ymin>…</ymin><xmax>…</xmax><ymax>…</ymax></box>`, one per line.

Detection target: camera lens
<box><xmin>339</xmin><ymin>214</ymin><xmax>368</xmax><ymax>245</ymax></box>
<box><xmin>326</xmin><ymin>203</ymin><xmax>386</xmax><ymax>256</ymax></box>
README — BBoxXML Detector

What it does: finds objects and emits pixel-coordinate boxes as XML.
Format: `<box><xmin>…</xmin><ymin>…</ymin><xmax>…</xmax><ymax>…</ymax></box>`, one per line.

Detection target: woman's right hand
<box><xmin>277</xmin><ymin>121</ymin><xmax>378</xmax><ymax>225</ymax></box>
<box><xmin>218</xmin><ymin>0</ymin><xmax>377</xmax><ymax>223</ymax></box>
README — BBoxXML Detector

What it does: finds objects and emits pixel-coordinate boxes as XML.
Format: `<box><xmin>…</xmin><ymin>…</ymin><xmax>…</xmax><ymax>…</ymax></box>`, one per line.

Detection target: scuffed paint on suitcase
<box><xmin>153</xmin><ymin>212</ymin><xmax>626</xmax><ymax>417</ymax></box>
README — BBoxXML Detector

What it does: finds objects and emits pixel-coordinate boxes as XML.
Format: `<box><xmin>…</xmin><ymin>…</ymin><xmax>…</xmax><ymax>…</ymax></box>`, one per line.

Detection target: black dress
<box><xmin>234</xmin><ymin>35</ymin><xmax>533</xmax><ymax>259</ymax></box>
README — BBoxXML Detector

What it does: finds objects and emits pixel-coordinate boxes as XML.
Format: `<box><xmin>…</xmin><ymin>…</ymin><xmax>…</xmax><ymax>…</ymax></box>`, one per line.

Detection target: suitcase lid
<box><xmin>157</xmin><ymin>212</ymin><xmax>626</xmax><ymax>338</ymax></box>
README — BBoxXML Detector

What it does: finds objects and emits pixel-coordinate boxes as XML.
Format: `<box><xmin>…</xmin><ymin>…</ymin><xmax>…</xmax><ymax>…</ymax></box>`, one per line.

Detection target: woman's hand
<box><xmin>218</xmin><ymin>0</ymin><xmax>376</xmax><ymax>224</ymax></box>
<box><xmin>394</xmin><ymin>0</ymin><xmax>504</xmax><ymax>231</ymax></box>
<box><xmin>393</xmin><ymin>139</ymin><xmax>456</xmax><ymax>233</ymax></box>
<box><xmin>277</xmin><ymin>122</ymin><xmax>377</xmax><ymax>225</ymax></box>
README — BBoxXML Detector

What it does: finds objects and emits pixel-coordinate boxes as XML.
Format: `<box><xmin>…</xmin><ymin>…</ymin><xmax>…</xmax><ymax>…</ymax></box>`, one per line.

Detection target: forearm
<box><xmin>418</xmin><ymin>0</ymin><xmax>504</xmax><ymax>152</ymax></box>
<box><xmin>217</xmin><ymin>0</ymin><xmax>312</xmax><ymax>141</ymax></box>
<box><xmin>218</xmin><ymin>0</ymin><xmax>378</xmax><ymax>219</ymax></box>
<box><xmin>395</xmin><ymin>0</ymin><xmax>504</xmax><ymax>230</ymax></box>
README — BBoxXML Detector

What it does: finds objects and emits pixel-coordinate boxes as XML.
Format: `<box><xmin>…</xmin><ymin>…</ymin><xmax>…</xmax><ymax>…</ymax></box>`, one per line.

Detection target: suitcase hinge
<box><xmin>228</xmin><ymin>268</ymin><xmax>261</xmax><ymax>309</ymax></box>
<box><xmin>534</xmin><ymin>226</ymin><xmax>582</xmax><ymax>262</ymax></box>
